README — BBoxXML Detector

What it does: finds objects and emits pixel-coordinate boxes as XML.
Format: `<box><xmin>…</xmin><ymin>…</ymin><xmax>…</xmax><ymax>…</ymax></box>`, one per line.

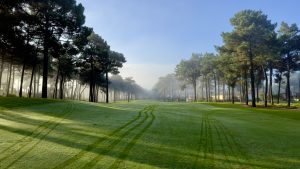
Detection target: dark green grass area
<box><xmin>205</xmin><ymin>102</ymin><xmax>300</xmax><ymax>121</ymax></box>
<box><xmin>0</xmin><ymin>96</ymin><xmax>60</xmax><ymax>109</ymax></box>
<box><xmin>0</xmin><ymin>98</ymin><xmax>299</xmax><ymax>169</ymax></box>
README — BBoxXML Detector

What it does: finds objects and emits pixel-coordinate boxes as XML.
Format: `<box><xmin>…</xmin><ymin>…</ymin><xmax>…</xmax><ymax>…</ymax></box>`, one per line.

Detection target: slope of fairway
<box><xmin>0</xmin><ymin>98</ymin><xmax>299</xmax><ymax>169</ymax></box>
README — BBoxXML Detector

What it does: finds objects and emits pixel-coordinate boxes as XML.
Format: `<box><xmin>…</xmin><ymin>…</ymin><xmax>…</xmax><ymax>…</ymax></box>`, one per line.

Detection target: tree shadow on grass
<box><xmin>0</xmin><ymin>101</ymin><xmax>299</xmax><ymax>169</ymax></box>
<box><xmin>0</xmin><ymin>120</ymin><xmax>296</xmax><ymax>168</ymax></box>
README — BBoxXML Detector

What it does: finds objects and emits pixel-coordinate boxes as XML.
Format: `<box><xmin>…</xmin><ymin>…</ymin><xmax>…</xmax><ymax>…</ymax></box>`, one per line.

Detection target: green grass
<box><xmin>0</xmin><ymin>98</ymin><xmax>299</xmax><ymax>169</ymax></box>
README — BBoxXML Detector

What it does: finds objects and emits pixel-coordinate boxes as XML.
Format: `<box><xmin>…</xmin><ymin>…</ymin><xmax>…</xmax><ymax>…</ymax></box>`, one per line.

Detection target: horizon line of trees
<box><xmin>155</xmin><ymin>10</ymin><xmax>300</xmax><ymax>107</ymax></box>
<box><xmin>0</xmin><ymin>0</ymin><xmax>145</xmax><ymax>103</ymax></box>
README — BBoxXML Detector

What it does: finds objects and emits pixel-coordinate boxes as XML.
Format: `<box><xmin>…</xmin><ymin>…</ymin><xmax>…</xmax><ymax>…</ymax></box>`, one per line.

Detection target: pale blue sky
<box><xmin>77</xmin><ymin>0</ymin><xmax>300</xmax><ymax>89</ymax></box>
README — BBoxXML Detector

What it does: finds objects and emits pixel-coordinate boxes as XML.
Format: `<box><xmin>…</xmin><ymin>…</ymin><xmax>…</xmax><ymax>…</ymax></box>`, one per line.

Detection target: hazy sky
<box><xmin>77</xmin><ymin>0</ymin><xmax>300</xmax><ymax>89</ymax></box>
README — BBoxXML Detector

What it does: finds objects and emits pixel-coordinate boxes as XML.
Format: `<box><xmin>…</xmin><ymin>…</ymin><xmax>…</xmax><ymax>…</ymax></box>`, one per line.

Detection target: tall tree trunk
<box><xmin>42</xmin><ymin>13</ymin><xmax>50</xmax><ymax>98</ymax></box>
<box><xmin>264</xmin><ymin>68</ymin><xmax>268</xmax><ymax>107</ymax></box>
<box><xmin>208</xmin><ymin>80</ymin><xmax>211</xmax><ymax>102</ymax></box>
<box><xmin>6</xmin><ymin>57</ymin><xmax>13</xmax><ymax>96</ymax></box>
<box><xmin>256</xmin><ymin>81</ymin><xmax>261</xmax><ymax>103</ymax></box>
<box><xmin>249</xmin><ymin>48</ymin><xmax>256</xmax><ymax>107</ymax></box>
<box><xmin>89</xmin><ymin>83</ymin><xmax>93</xmax><ymax>102</ymax></box>
<box><xmin>185</xmin><ymin>88</ymin><xmax>187</xmax><ymax>101</ymax></box>
<box><xmin>228</xmin><ymin>86</ymin><xmax>231</xmax><ymax>102</ymax></box>
<box><xmin>240</xmin><ymin>83</ymin><xmax>243</xmax><ymax>103</ymax></box>
<box><xmin>59</xmin><ymin>75</ymin><xmax>64</xmax><ymax>99</ymax></box>
<box><xmin>217</xmin><ymin>77</ymin><xmax>220</xmax><ymax>101</ymax></box>
<box><xmin>33</xmin><ymin>70</ymin><xmax>36</xmax><ymax>97</ymax></box>
<box><xmin>286</xmin><ymin>54</ymin><xmax>291</xmax><ymax>107</ymax></box>
<box><xmin>256</xmin><ymin>82</ymin><xmax>259</xmax><ymax>103</ymax></box>
<box><xmin>11</xmin><ymin>66</ymin><xmax>15</xmax><ymax>94</ymax></box>
<box><xmin>205</xmin><ymin>78</ymin><xmax>208</xmax><ymax>102</ymax></box>
<box><xmin>201</xmin><ymin>82</ymin><xmax>204</xmax><ymax>100</ymax></box>
<box><xmin>193</xmin><ymin>80</ymin><xmax>197</xmax><ymax>102</ymax></box>
<box><xmin>89</xmin><ymin>60</ymin><xmax>95</xmax><ymax>102</ymax></box>
<box><xmin>127</xmin><ymin>92</ymin><xmax>130</xmax><ymax>102</ymax></box>
<box><xmin>277</xmin><ymin>75</ymin><xmax>282</xmax><ymax>104</ymax></box>
<box><xmin>36</xmin><ymin>68</ymin><xmax>41</xmax><ymax>97</ymax></box>
<box><xmin>114</xmin><ymin>90</ymin><xmax>116</xmax><ymax>102</ymax></box>
<box><xmin>269</xmin><ymin>66</ymin><xmax>274</xmax><ymax>105</ymax></box>
<box><xmin>245</xmin><ymin>72</ymin><xmax>249</xmax><ymax>105</ymax></box>
<box><xmin>19</xmin><ymin>58</ymin><xmax>26</xmax><ymax>97</ymax></box>
<box><xmin>214</xmin><ymin>74</ymin><xmax>217</xmax><ymax>102</ymax></box>
<box><xmin>0</xmin><ymin>55</ymin><xmax>4</xmax><ymax>90</ymax></box>
<box><xmin>28</xmin><ymin>63</ymin><xmax>36</xmax><ymax>98</ymax></box>
<box><xmin>222</xmin><ymin>82</ymin><xmax>225</xmax><ymax>102</ymax></box>
<box><xmin>53</xmin><ymin>68</ymin><xmax>60</xmax><ymax>99</ymax></box>
<box><xmin>70</xmin><ymin>80</ymin><xmax>74</xmax><ymax>99</ymax></box>
<box><xmin>232</xmin><ymin>85</ymin><xmax>235</xmax><ymax>104</ymax></box>
<box><xmin>95</xmin><ymin>85</ymin><xmax>98</xmax><ymax>102</ymax></box>
<box><xmin>286</xmin><ymin>72</ymin><xmax>291</xmax><ymax>107</ymax></box>
<box><xmin>105</xmin><ymin>72</ymin><xmax>109</xmax><ymax>103</ymax></box>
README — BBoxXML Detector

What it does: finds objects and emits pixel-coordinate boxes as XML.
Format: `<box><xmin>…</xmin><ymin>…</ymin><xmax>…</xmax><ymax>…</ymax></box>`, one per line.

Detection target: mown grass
<box><xmin>0</xmin><ymin>96</ymin><xmax>60</xmax><ymax>109</ymax></box>
<box><xmin>0</xmin><ymin>98</ymin><xmax>299</xmax><ymax>169</ymax></box>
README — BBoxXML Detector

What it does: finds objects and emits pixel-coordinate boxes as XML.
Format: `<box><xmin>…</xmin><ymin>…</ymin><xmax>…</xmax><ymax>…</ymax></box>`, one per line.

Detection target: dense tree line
<box><xmin>172</xmin><ymin>10</ymin><xmax>300</xmax><ymax>107</ymax></box>
<box><xmin>0</xmin><ymin>0</ymin><xmax>141</xmax><ymax>103</ymax></box>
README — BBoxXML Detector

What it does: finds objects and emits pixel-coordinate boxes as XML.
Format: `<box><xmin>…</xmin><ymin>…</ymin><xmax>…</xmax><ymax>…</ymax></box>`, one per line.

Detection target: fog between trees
<box><xmin>153</xmin><ymin>10</ymin><xmax>300</xmax><ymax>107</ymax></box>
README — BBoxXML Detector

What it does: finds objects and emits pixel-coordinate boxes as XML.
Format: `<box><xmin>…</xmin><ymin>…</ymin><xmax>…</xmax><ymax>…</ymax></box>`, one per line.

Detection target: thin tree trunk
<box><xmin>105</xmin><ymin>72</ymin><xmax>109</xmax><ymax>103</ymax></box>
<box><xmin>205</xmin><ymin>78</ymin><xmax>208</xmax><ymax>102</ymax></box>
<box><xmin>245</xmin><ymin>73</ymin><xmax>249</xmax><ymax>105</ymax></box>
<box><xmin>256</xmin><ymin>82</ymin><xmax>260</xmax><ymax>103</ymax></box>
<box><xmin>53</xmin><ymin>68</ymin><xmax>60</xmax><ymax>99</ymax></box>
<box><xmin>19</xmin><ymin>59</ymin><xmax>26</xmax><ymax>97</ymax></box>
<box><xmin>59</xmin><ymin>75</ymin><xmax>64</xmax><ymax>99</ymax></box>
<box><xmin>36</xmin><ymin>68</ymin><xmax>41</xmax><ymax>97</ymax></box>
<box><xmin>33</xmin><ymin>70</ymin><xmax>36</xmax><ymax>97</ymax></box>
<box><xmin>214</xmin><ymin>74</ymin><xmax>217</xmax><ymax>102</ymax></box>
<box><xmin>240</xmin><ymin>83</ymin><xmax>242</xmax><ymax>103</ymax></box>
<box><xmin>193</xmin><ymin>80</ymin><xmax>197</xmax><ymax>102</ymax></box>
<box><xmin>286</xmin><ymin>72</ymin><xmax>291</xmax><ymax>107</ymax></box>
<box><xmin>264</xmin><ymin>68</ymin><xmax>268</xmax><ymax>107</ymax></box>
<box><xmin>89</xmin><ymin>60</ymin><xmax>95</xmax><ymax>102</ymax></box>
<box><xmin>208</xmin><ymin>79</ymin><xmax>211</xmax><ymax>102</ymax></box>
<box><xmin>269</xmin><ymin>66</ymin><xmax>274</xmax><ymax>105</ymax></box>
<box><xmin>217</xmin><ymin>77</ymin><xmax>220</xmax><ymax>101</ymax></box>
<box><xmin>256</xmin><ymin>82</ymin><xmax>259</xmax><ymax>103</ymax></box>
<box><xmin>6</xmin><ymin>57</ymin><xmax>13</xmax><ymax>96</ymax></box>
<box><xmin>222</xmin><ymin>82</ymin><xmax>225</xmax><ymax>102</ymax></box>
<box><xmin>127</xmin><ymin>92</ymin><xmax>130</xmax><ymax>102</ymax></box>
<box><xmin>232</xmin><ymin>85</ymin><xmax>235</xmax><ymax>104</ymax></box>
<box><xmin>228</xmin><ymin>86</ymin><xmax>231</xmax><ymax>102</ymax></box>
<box><xmin>249</xmin><ymin>48</ymin><xmax>256</xmax><ymax>107</ymax></box>
<box><xmin>287</xmin><ymin>54</ymin><xmax>291</xmax><ymax>107</ymax></box>
<box><xmin>42</xmin><ymin>13</ymin><xmax>50</xmax><ymax>99</ymax></box>
<box><xmin>0</xmin><ymin>55</ymin><xmax>4</xmax><ymax>90</ymax></box>
<box><xmin>277</xmin><ymin>76</ymin><xmax>282</xmax><ymax>104</ymax></box>
<box><xmin>28</xmin><ymin>63</ymin><xmax>36</xmax><ymax>98</ymax></box>
<box><xmin>201</xmin><ymin>81</ymin><xmax>204</xmax><ymax>100</ymax></box>
<box><xmin>11</xmin><ymin>66</ymin><xmax>15</xmax><ymax>94</ymax></box>
<box><xmin>70</xmin><ymin>80</ymin><xmax>74</xmax><ymax>99</ymax></box>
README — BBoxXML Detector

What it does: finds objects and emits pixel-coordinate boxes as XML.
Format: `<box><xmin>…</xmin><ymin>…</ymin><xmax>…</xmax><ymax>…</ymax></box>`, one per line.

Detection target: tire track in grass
<box><xmin>193</xmin><ymin>112</ymin><xmax>214</xmax><ymax>169</ymax></box>
<box><xmin>107</xmin><ymin>106</ymin><xmax>156</xmax><ymax>169</ymax></box>
<box><xmin>213</xmin><ymin>118</ymin><xmax>249</xmax><ymax>167</ymax></box>
<box><xmin>0</xmin><ymin>103</ymin><xmax>70</xmax><ymax>155</ymax></box>
<box><xmin>211</xmin><ymin>119</ymin><xmax>232</xmax><ymax>168</ymax></box>
<box><xmin>217</xmin><ymin>121</ymin><xmax>249</xmax><ymax>159</ymax></box>
<box><xmin>206</xmin><ymin>114</ymin><xmax>215</xmax><ymax>168</ymax></box>
<box><xmin>191</xmin><ymin>112</ymin><xmax>205</xmax><ymax>168</ymax></box>
<box><xmin>82</xmin><ymin>107</ymin><xmax>154</xmax><ymax>169</ymax></box>
<box><xmin>1</xmin><ymin>102</ymin><xmax>75</xmax><ymax>169</ymax></box>
<box><xmin>201</xmin><ymin>112</ymin><xmax>210</xmax><ymax>168</ymax></box>
<box><xmin>53</xmin><ymin>106</ymin><xmax>149</xmax><ymax>169</ymax></box>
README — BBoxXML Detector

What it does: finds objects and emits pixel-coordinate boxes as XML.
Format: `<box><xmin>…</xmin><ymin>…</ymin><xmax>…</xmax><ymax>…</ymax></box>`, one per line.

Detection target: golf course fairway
<box><xmin>0</xmin><ymin>98</ymin><xmax>299</xmax><ymax>169</ymax></box>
